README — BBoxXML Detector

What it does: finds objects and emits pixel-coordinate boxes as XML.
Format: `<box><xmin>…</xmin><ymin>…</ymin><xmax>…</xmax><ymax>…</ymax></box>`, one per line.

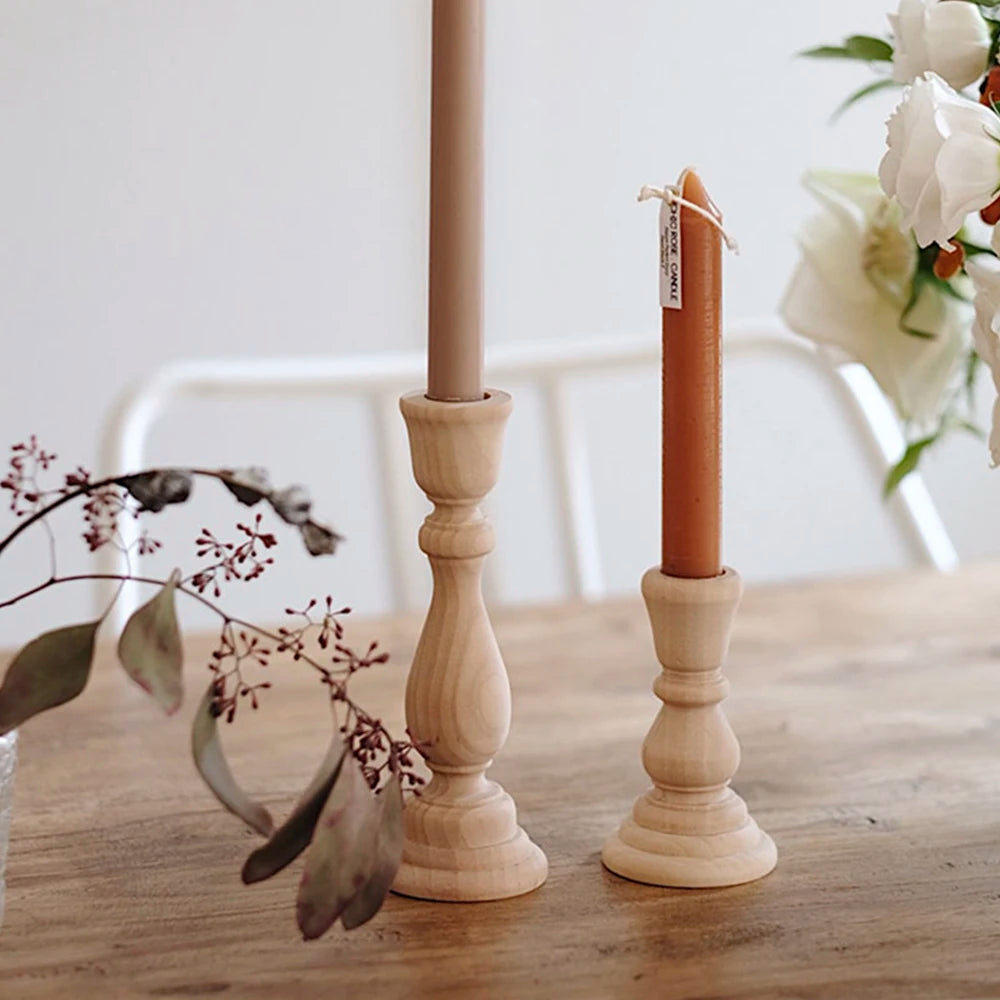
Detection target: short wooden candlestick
<box><xmin>602</xmin><ymin>566</ymin><xmax>776</xmax><ymax>887</ymax></box>
<box><xmin>393</xmin><ymin>389</ymin><xmax>548</xmax><ymax>902</ymax></box>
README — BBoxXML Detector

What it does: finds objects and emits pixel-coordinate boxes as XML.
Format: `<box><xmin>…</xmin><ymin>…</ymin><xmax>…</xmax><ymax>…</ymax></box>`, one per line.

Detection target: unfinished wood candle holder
<box><xmin>602</xmin><ymin>566</ymin><xmax>776</xmax><ymax>887</ymax></box>
<box><xmin>392</xmin><ymin>389</ymin><xmax>548</xmax><ymax>902</ymax></box>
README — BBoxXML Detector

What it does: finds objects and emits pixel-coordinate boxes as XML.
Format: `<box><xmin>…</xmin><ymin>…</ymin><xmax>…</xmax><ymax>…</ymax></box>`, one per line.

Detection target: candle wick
<box><xmin>637</xmin><ymin>184</ymin><xmax>740</xmax><ymax>254</ymax></box>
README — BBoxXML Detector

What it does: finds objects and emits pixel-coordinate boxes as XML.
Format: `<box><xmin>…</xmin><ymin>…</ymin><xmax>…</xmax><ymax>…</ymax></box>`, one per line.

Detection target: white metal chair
<box><xmin>99</xmin><ymin>318</ymin><xmax>958</xmax><ymax>629</ymax></box>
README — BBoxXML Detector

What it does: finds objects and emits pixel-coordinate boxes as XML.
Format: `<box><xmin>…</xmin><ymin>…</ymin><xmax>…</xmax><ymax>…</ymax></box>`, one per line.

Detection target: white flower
<box><xmin>781</xmin><ymin>170</ymin><xmax>969</xmax><ymax>425</ymax></box>
<box><xmin>879</xmin><ymin>72</ymin><xmax>1000</xmax><ymax>247</ymax></box>
<box><xmin>966</xmin><ymin>256</ymin><xmax>1000</xmax><ymax>463</ymax></box>
<box><xmin>889</xmin><ymin>0</ymin><xmax>991</xmax><ymax>89</ymax></box>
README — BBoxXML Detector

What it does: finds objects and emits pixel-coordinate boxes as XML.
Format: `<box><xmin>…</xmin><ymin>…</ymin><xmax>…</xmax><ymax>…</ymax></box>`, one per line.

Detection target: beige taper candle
<box><xmin>427</xmin><ymin>0</ymin><xmax>485</xmax><ymax>403</ymax></box>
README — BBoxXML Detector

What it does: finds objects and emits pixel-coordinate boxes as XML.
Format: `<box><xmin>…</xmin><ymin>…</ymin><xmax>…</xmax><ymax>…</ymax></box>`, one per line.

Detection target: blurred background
<box><xmin>3</xmin><ymin>0</ymin><xmax>998</xmax><ymax>646</ymax></box>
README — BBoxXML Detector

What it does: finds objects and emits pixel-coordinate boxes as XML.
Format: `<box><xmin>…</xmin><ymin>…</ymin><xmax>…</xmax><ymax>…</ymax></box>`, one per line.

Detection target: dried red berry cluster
<box><xmin>81</xmin><ymin>486</ymin><xmax>130</xmax><ymax>553</ymax></box>
<box><xmin>207</xmin><ymin>626</ymin><xmax>274</xmax><ymax>724</ymax></box>
<box><xmin>190</xmin><ymin>513</ymin><xmax>278</xmax><ymax>597</ymax></box>
<box><xmin>1</xmin><ymin>437</ymin><xmax>59</xmax><ymax>516</ymax></box>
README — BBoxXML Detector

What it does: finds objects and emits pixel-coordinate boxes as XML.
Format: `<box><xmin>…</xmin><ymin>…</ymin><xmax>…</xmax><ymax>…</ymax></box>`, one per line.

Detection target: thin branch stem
<box><xmin>0</xmin><ymin>467</ymin><xmax>233</xmax><ymax>558</ymax></box>
<box><xmin>0</xmin><ymin>572</ymin><xmax>335</xmax><ymax>683</ymax></box>
<box><xmin>41</xmin><ymin>517</ymin><xmax>57</xmax><ymax>580</ymax></box>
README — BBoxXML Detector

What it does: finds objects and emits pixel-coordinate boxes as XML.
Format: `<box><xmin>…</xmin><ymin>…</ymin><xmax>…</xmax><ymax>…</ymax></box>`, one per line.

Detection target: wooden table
<box><xmin>2</xmin><ymin>566</ymin><xmax>1000</xmax><ymax>999</ymax></box>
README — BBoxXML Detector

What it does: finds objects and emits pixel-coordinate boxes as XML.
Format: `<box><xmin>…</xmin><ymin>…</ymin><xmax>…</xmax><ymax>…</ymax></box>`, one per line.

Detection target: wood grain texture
<box><xmin>395</xmin><ymin>390</ymin><xmax>546</xmax><ymax>900</ymax></box>
<box><xmin>603</xmin><ymin>567</ymin><xmax>776</xmax><ymax>887</ymax></box>
<box><xmin>3</xmin><ymin>565</ymin><xmax>1000</xmax><ymax>998</ymax></box>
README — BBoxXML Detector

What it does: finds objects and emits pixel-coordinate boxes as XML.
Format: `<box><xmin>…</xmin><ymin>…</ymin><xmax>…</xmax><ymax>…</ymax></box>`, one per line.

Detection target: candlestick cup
<box><xmin>602</xmin><ymin>566</ymin><xmax>776</xmax><ymax>887</ymax></box>
<box><xmin>392</xmin><ymin>389</ymin><xmax>547</xmax><ymax>901</ymax></box>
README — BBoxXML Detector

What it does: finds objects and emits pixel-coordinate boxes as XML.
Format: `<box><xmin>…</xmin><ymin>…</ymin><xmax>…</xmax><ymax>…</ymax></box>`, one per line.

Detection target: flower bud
<box><xmin>300</xmin><ymin>519</ymin><xmax>342</xmax><ymax>556</ymax></box>
<box><xmin>890</xmin><ymin>0</ymin><xmax>990</xmax><ymax>89</ymax></box>
<box><xmin>269</xmin><ymin>485</ymin><xmax>312</xmax><ymax>525</ymax></box>
<box><xmin>120</xmin><ymin>469</ymin><xmax>193</xmax><ymax>512</ymax></box>
<box><xmin>221</xmin><ymin>467</ymin><xmax>271</xmax><ymax>506</ymax></box>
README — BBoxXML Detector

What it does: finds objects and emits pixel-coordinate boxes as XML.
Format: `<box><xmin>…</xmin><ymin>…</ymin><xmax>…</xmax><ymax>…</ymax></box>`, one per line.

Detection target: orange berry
<box><xmin>933</xmin><ymin>242</ymin><xmax>965</xmax><ymax>280</ymax></box>
<box><xmin>981</xmin><ymin>66</ymin><xmax>1000</xmax><ymax>108</ymax></box>
<box><xmin>981</xmin><ymin>194</ymin><xmax>1000</xmax><ymax>226</ymax></box>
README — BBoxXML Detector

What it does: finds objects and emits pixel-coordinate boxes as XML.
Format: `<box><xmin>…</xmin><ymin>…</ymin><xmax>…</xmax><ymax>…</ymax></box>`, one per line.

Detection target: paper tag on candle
<box><xmin>659</xmin><ymin>194</ymin><xmax>682</xmax><ymax>310</ymax></box>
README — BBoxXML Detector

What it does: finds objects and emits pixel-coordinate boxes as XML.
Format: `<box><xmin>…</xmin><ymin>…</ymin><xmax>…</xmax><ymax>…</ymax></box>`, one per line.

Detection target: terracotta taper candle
<box><xmin>660</xmin><ymin>169</ymin><xmax>721</xmax><ymax>579</ymax></box>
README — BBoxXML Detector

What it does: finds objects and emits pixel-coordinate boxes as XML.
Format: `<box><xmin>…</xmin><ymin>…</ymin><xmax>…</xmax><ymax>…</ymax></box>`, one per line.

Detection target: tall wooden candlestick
<box><xmin>602</xmin><ymin>170</ymin><xmax>776</xmax><ymax>888</ymax></box>
<box><xmin>393</xmin><ymin>391</ymin><xmax>547</xmax><ymax>901</ymax></box>
<box><xmin>393</xmin><ymin>1</ymin><xmax>546</xmax><ymax>901</ymax></box>
<box><xmin>426</xmin><ymin>0</ymin><xmax>485</xmax><ymax>402</ymax></box>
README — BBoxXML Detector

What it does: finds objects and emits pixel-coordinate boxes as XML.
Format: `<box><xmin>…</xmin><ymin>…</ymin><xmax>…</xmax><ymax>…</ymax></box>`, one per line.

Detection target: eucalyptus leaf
<box><xmin>0</xmin><ymin>621</ymin><xmax>99</xmax><ymax>735</ymax></box>
<box><xmin>340</xmin><ymin>773</ymin><xmax>404</xmax><ymax>930</ymax></box>
<box><xmin>242</xmin><ymin>737</ymin><xmax>346</xmax><ymax>884</ymax></box>
<box><xmin>191</xmin><ymin>686</ymin><xmax>273</xmax><ymax>837</ymax></box>
<box><xmin>296</xmin><ymin>754</ymin><xmax>381</xmax><ymax>940</ymax></box>
<box><xmin>117</xmin><ymin>570</ymin><xmax>183</xmax><ymax>714</ymax></box>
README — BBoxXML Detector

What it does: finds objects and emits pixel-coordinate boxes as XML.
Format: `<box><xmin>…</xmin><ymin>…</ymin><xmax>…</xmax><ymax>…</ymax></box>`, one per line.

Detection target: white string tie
<box><xmin>637</xmin><ymin>184</ymin><xmax>740</xmax><ymax>254</ymax></box>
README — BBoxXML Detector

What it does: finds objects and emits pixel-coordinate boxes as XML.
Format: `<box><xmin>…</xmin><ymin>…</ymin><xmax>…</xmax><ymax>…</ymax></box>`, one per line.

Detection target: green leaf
<box><xmin>958</xmin><ymin>239</ymin><xmax>994</xmax><ymax>257</ymax></box>
<box><xmin>800</xmin><ymin>35</ymin><xmax>892</xmax><ymax>62</ymax></box>
<box><xmin>934</xmin><ymin>276</ymin><xmax>971</xmax><ymax>302</ymax></box>
<box><xmin>884</xmin><ymin>435</ymin><xmax>938</xmax><ymax>496</ymax></box>
<box><xmin>191</xmin><ymin>685</ymin><xmax>273</xmax><ymax>837</ymax></box>
<box><xmin>800</xmin><ymin>44</ymin><xmax>856</xmax><ymax>59</ymax></box>
<box><xmin>965</xmin><ymin>350</ymin><xmax>982</xmax><ymax>408</ymax></box>
<box><xmin>844</xmin><ymin>35</ymin><xmax>893</xmax><ymax>61</ymax></box>
<box><xmin>340</xmin><ymin>773</ymin><xmax>404</xmax><ymax>930</ymax></box>
<box><xmin>117</xmin><ymin>570</ymin><xmax>183</xmax><ymax>714</ymax></box>
<box><xmin>0</xmin><ymin>621</ymin><xmax>99</xmax><ymax>735</ymax></box>
<box><xmin>241</xmin><ymin>737</ymin><xmax>346</xmax><ymax>884</ymax></box>
<box><xmin>831</xmin><ymin>77</ymin><xmax>899</xmax><ymax>121</ymax></box>
<box><xmin>956</xmin><ymin>419</ymin><xmax>985</xmax><ymax>440</ymax></box>
<box><xmin>899</xmin><ymin>322</ymin><xmax>936</xmax><ymax>340</ymax></box>
<box><xmin>296</xmin><ymin>754</ymin><xmax>381</xmax><ymax>940</ymax></box>
<box><xmin>899</xmin><ymin>270</ymin><xmax>938</xmax><ymax>339</ymax></box>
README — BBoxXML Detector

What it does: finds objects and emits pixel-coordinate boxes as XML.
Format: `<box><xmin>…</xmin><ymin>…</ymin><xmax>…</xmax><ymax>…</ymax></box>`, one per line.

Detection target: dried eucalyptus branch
<box><xmin>0</xmin><ymin>436</ymin><xmax>420</xmax><ymax>939</ymax></box>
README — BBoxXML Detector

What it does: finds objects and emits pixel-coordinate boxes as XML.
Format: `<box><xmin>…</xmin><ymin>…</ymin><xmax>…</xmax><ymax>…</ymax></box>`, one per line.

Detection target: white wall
<box><xmin>2</xmin><ymin>0</ymin><xmax>997</xmax><ymax>646</ymax></box>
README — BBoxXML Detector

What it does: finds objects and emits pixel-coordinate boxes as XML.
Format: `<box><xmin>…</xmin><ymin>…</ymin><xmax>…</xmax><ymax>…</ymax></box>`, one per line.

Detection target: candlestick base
<box><xmin>392</xmin><ymin>390</ymin><xmax>547</xmax><ymax>902</ymax></box>
<box><xmin>394</xmin><ymin>775</ymin><xmax>547</xmax><ymax>902</ymax></box>
<box><xmin>602</xmin><ymin>567</ymin><xmax>776</xmax><ymax>888</ymax></box>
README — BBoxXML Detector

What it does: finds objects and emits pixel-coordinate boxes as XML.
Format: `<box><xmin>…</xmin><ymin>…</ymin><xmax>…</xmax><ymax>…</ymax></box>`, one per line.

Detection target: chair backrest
<box><xmin>99</xmin><ymin>318</ymin><xmax>957</xmax><ymax>631</ymax></box>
